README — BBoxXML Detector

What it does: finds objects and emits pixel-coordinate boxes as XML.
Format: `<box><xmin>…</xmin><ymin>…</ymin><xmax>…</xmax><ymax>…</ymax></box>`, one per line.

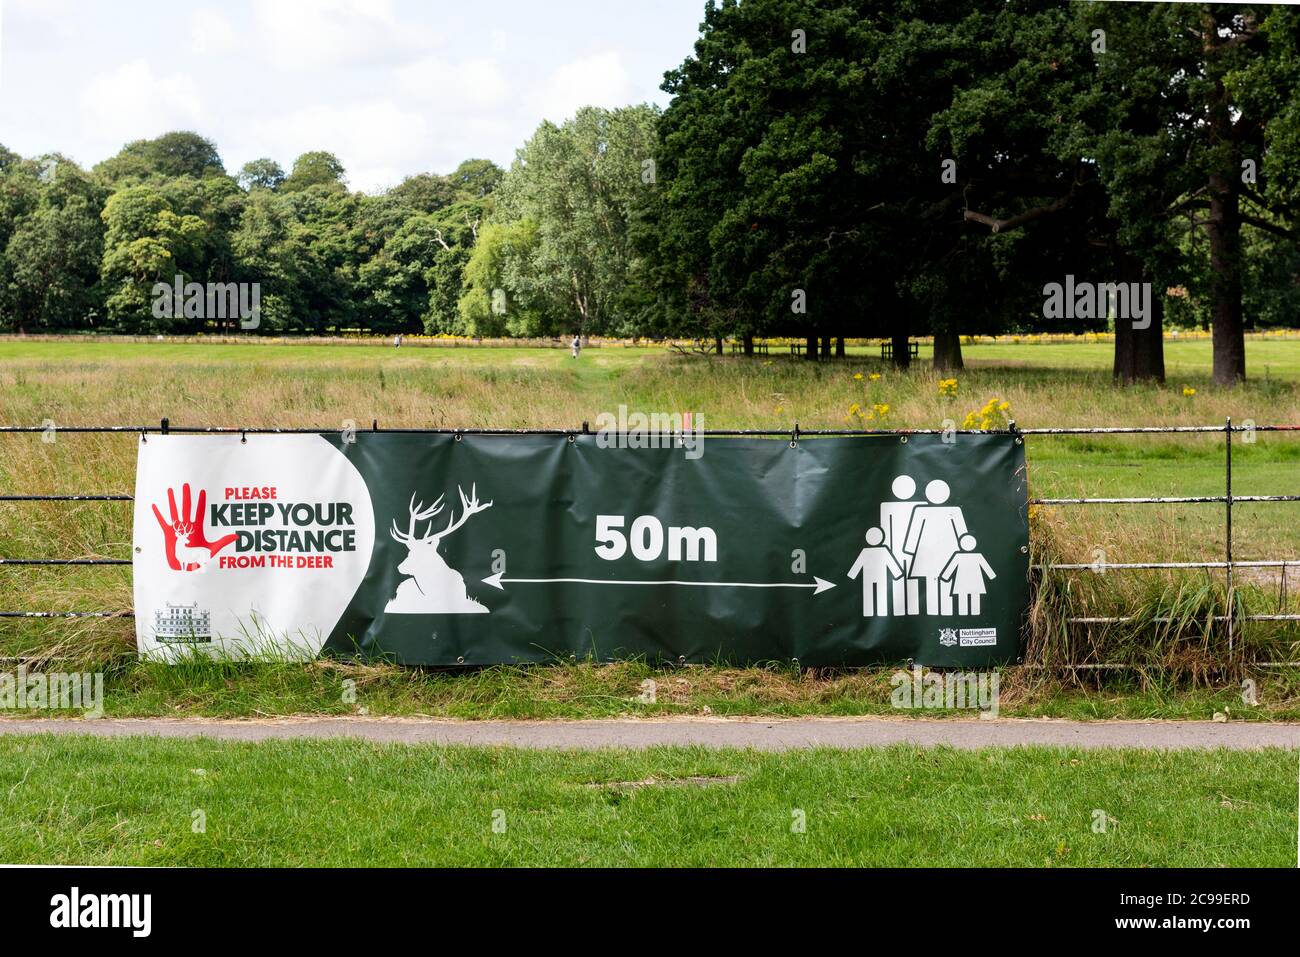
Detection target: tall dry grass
<box><xmin>1</xmin><ymin>344</ymin><xmax>1297</xmax><ymax>674</ymax></box>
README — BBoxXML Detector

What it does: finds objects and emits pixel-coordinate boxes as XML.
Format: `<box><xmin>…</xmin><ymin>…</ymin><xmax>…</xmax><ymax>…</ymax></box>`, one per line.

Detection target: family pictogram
<box><xmin>847</xmin><ymin>475</ymin><xmax>996</xmax><ymax>617</ymax></box>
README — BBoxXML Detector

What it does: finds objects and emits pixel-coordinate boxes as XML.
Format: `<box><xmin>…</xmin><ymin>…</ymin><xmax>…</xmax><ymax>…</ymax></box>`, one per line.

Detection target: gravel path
<box><xmin>1</xmin><ymin>715</ymin><xmax>1296</xmax><ymax>750</ymax></box>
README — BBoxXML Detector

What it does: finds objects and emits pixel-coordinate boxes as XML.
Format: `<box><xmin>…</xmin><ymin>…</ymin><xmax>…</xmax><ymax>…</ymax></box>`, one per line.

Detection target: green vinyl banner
<box><xmin>133</xmin><ymin>432</ymin><xmax>1029</xmax><ymax>667</ymax></box>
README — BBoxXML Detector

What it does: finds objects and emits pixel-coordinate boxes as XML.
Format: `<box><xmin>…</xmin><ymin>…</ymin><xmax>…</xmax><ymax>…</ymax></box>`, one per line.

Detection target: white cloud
<box><xmin>78</xmin><ymin>60</ymin><xmax>204</xmax><ymax>144</ymax></box>
<box><xmin>252</xmin><ymin>0</ymin><xmax>424</xmax><ymax>71</ymax></box>
<box><xmin>396</xmin><ymin>56</ymin><xmax>510</xmax><ymax>113</ymax></box>
<box><xmin>2</xmin><ymin>0</ymin><xmax>701</xmax><ymax>181</ymax></box>
<box><xmin>245</xmin><ymin>98</ymin><xmax>432</xmax><ymax>192</ymax></box>
<box><xmin>529</xmin><ymin>51</ymin><xmax>634</xmax><ymax>125</ymax></box>
<box><xmin>190</xmin><ymin>9</ymin><xmax>240</xmax><ymax>56</ymax></box>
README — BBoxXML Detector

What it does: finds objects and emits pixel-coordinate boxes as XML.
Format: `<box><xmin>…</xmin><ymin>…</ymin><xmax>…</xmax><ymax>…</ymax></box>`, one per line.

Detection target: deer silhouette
<box><xmin>173</xmin><ymin>521</ymin><xmax>212</xmax><ymax>570</ymax></box>
<box><xmin>385</xmin><ymin>485</ymin><xmax>492</xmax><ymax>614</ymax></box>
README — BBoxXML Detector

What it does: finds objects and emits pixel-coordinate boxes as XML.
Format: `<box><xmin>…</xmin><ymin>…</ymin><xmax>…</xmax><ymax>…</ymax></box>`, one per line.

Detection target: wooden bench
<box><xmin>881</xmin><ymin>341</ymin><xmax>920</xmax><ymax>360</ymax></box>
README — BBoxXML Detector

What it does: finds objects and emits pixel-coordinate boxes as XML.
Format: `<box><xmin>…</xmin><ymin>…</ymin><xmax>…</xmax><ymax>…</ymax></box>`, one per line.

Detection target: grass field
<box><xmin>0</xmin><ymin>735</ymin><xmax>1292</xmax><ymax>866</ymax></box>
<box><xmin>1</xmin><ymin>334</ymin><xmax>1298</xmax><ymax>718</ymax></box>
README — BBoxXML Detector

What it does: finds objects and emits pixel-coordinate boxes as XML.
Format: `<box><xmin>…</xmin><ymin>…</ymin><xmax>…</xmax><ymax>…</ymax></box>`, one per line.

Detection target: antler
<box><xmin>389</xmin><ymin>492</ymin><xmax>445</xmax><ymax>544</ymax></box>
<box><xmin>433</xmin><ymin>484</ymin><xmax>493</xmax><ymax>542</ymax></box>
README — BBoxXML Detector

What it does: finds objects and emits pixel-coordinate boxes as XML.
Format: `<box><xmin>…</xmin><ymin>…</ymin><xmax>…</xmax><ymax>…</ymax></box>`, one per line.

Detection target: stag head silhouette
<box><xmin>390</xmin><ymin>485</ymin><xmax>492</xmax><ymax>583</ymax></box>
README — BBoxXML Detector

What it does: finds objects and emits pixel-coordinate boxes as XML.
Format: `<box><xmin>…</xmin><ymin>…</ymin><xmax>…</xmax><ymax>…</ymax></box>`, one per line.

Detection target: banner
<box><xmin>133</xmin><ymin>432</ymin><xmax>1029</xmax><ymax>666</ymax></box>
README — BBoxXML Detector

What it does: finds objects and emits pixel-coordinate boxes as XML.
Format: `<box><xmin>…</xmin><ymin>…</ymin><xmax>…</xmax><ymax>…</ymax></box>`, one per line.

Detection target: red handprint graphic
<box><xmin>152</xmin><ymin>484</ymin><xmax>236</xmax><ymax>572</ymax></box>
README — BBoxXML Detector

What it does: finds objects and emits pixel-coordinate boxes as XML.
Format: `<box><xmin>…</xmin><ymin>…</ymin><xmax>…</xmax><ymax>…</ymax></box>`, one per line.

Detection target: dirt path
<box><xmin>1</xmin><ymin>715</ymin><xmax>1297</xmax><ymax>750</ymax></box>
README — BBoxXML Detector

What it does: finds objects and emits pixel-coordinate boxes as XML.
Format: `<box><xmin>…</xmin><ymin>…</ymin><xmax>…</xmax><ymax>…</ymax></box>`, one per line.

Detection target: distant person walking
<box><xmin>571</xmin><ymin>334</ymin><xmax>582</xmax><ymax>359</ymax></box>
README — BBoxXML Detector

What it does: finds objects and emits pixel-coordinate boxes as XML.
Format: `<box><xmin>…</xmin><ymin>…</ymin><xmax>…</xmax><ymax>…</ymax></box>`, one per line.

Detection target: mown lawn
<box><xmin>0</xmin><ymin>734</ymin><xmax>1293</xmax><ymax>866</ymax></box>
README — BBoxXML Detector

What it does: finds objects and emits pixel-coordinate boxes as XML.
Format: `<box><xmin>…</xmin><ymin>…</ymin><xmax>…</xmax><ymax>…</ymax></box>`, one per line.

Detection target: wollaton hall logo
<box><xmin>151</xmin><ymin>484</ymin><xmax>236</xmax><ymax>571</ymax></box>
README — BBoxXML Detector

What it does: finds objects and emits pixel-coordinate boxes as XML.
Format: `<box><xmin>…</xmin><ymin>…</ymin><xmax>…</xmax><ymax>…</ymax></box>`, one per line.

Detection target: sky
<box><xmin>0</xmin><ymin>0</ymin><xmax>706</xmax><ymax>192</ymax></box>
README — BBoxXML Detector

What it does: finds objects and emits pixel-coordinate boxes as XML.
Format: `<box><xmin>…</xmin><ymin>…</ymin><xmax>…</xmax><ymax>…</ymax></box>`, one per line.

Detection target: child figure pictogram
<box><xmin>847</xmin><ymin>527</ymin><xmax>904</xmax><ymax>616</ymax></box>
<box><xmin>939</xmin><ymin>534</ymin><xmax>997</xmax><ymax>615</ymax></box>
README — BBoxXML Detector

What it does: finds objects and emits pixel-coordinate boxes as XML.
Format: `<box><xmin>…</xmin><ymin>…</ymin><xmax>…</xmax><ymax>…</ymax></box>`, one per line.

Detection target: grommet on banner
<box><xmin>900</xmin><ymin>435</ymin><xmax>908</xmax><ymax>444</ymax></box>
<box><xmin>454</xmin><ymin>431</ymin><xmax>463</xmax><ymax>442</ymax></box>
<box><xmin>1009</xmin><ymin>419</ymin><xmax>1022</xmax><ymax>444</ymax></box>
<box><xmin>567</xmin><ymin>433</ymin><xmax>575</xmax><ymax>444</ymax></box>
<box><xmin>240</xmin><ymin>430</ymin><xmax>247</xmax><ymax>444</ymax></box>
<box><xmin>677</xmin><ymin>655</ymin><xmax>686</xmax><ymax>666</ymax></box>
<box><xmin>456</xmin><ymin>656</ymin><xmax>465</xmax><ymax>664</ymax></box>
<box><xmin>789</xmin><ymin>423</ymin><xmax>800</xmax><ymax>448</ymax></box>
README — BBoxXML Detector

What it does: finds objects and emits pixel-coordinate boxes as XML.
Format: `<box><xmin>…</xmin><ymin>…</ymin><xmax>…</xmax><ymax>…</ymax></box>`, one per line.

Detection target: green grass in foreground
<box><xmin>0</xmin><ymin>735</ymin><xmax>1292</xmax><ymax>866</ymax></box>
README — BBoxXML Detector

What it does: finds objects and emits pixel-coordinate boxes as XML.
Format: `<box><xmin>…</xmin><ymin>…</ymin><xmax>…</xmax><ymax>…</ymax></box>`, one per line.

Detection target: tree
<box><xmin>651</xmin><ymin>0</ymin><xmax>1012</xmax><ymax>362</ymax></box>
<box><xmin>99</xmin><ymin>185</ymin><xmax>209</xmax><ymax>330</ymax></box>
<box><xmin>493</xmin><ymin>105</ymin><xmax>658</xmax><ymax>334</ymax></box>
<box><xmin>96</xmin><ymin>131</ymin><xmax>225</xmax><ymax>183</ymax></box>
<box><xmin>0</xmin><ymin>156</ymin><xmax>105</xmax><ymax>331</ymax></box>
<box><xmin>458</xmin><ymin>219</ymin><xmax>545</xmax><ymax>336</ymax></box>
<box><xmin>386</xmin><ymin>173</ymin><xmax>459</xmax><ymax>214</ymax></box>
<box><xmin>281</xmin><ymin>152</ymin><xmax>347</xmax><ymax>192</ymax></box>
<box><xmin>1084</xmin><ymin>2</ymin><xmax>1300</xmax><ymax>384</ymax></box>
<box><xmin>238</xmin><ymin>158</ymin><xmax>286</xmax><ymax>191</ymax></box>
<box><xmin>231</xmin><ymin>188</ymin><xmax>308</xmax><ymax>332</ymax></box>
<box><xmin>449</xmin><ymin>159</ymin><xmax>505</xmax><ymax>199</ymax></box>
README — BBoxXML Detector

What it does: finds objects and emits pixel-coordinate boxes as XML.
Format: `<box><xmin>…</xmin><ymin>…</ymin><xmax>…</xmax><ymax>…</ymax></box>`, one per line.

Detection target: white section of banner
<box><xmin>132</xmin><ymin>435</ymin><xmax>374</xmax><ymax>660</ymax></box>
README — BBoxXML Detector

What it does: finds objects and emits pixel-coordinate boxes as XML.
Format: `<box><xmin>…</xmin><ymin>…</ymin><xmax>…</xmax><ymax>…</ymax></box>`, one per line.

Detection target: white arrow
<box><xmin>482</xmin><ymin>572</ymin><xmax>835</xmax><ymax>595</ymax></box>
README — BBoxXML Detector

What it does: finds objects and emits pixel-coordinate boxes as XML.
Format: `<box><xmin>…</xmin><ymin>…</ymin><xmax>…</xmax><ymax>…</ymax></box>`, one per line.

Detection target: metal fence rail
<box><xmin>2</xmin><ymin>418</ymin><xmax>1297</xmax><ymax>664</ymax></box>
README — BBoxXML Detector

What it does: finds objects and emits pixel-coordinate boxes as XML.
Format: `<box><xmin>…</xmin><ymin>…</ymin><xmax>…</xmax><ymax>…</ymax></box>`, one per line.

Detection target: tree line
<box><xmin>1</xmin><ymin>1</ymin><xmax>1298</xmax><ymax>384</ymax></box>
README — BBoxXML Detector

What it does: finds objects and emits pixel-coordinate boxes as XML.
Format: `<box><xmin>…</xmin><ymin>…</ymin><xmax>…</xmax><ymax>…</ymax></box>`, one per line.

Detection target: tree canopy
<box><xmin>1</xmin><ymin>1</ymin><xmax>1297</xmax><ymax>384</ymax></box>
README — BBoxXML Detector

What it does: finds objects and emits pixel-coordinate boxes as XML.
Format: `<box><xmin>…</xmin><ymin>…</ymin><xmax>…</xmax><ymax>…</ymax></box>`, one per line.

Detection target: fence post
<box><xmin>1225</xmin><ymin>415</ymin><xmax>1233</xmax><ymax>656</ymax></box>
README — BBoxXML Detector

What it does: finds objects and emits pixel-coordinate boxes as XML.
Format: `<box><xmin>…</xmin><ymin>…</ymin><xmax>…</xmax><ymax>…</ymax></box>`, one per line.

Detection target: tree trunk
<box><xmin>820</xmin><ymin>335</ymin><xmax>831</xmax><ymax>359</ymax></box>
<box><xmin>890</xmin><ymin>333</ymin><xmax>910</xmax><ymax>370</ymax></box>
<box><xmin>804</xmin><ymin>334</ymin><xmax>818</xmax><ymax>361</ymax></box>
<box><xmin>1113</xmin><ymin>254</ymin><xmax>1165</xmax><ymax>384</ymax></box>
<box><xmin>743</xmin><ymin>333</ymin><xmax>754</xmax><ymax>356</ymax></box>
<box><xmin>714</xmin><ymin>336</ymin><xmax>723</xmax><ymax>356</ymax></box>
<box><xmin>1205</xmin><ymin>11</ymin><xmax>1246</xmax><ymax>385</ymax></box>
<box><xmin>1207</xmin><ymin>174</ymin><xmax>1245</xmax><ymax>384</ymax></box>
<box><xmin>835</xmin><ymin>336</ymin><xmax>845</xmax><ymax>358</ymax></box>
<box><xmin>932</xmin><ymin>330</ymin><xmax>963</xmax><ymax>371</ymax></box>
